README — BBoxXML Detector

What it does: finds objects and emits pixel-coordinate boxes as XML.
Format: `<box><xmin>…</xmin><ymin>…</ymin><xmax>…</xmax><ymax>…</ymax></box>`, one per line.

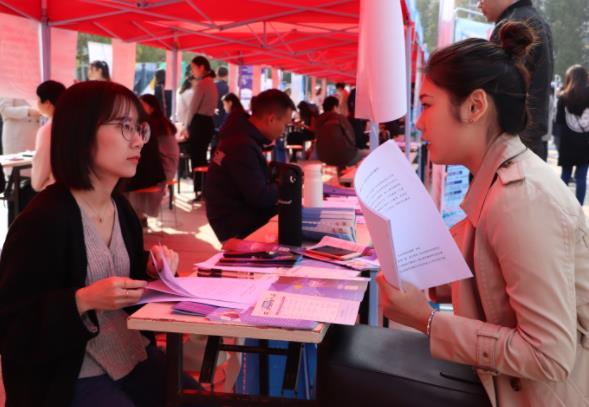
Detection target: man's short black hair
<box><xmin>51</xmin><ymin>81</ymin><xmax>147</xmax><ymax>190</ymax></box>
<box><xmin>322</xmin><ymin>96</ymin><xmax>339</xmax><ymax>113</ymax></box>
<box><xmin>251</xmin><ymin>89</ymin><xmax>295</xmax><ymax>118</ymax></box>
<box><xmin>217</xmin><ymin>66</ymin><xmax>228</xmax><ymax>78</ymax></box>
<box><xmin>335</xmin><ymin>82</ymin><xmax>346</xmax><ymax>89</ymax></box>
<box><xmin>36</xmin><ymin>80</ymin><xmax>66</xmax><ymax>106</ymax></box>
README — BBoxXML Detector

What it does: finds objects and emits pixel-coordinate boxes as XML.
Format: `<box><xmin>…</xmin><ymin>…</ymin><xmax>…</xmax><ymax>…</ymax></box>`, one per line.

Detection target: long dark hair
<box><xmin>191</xmin><ymin>55</ymin><xmax>215</xmax><ymax>79</ymax></box>
<box><xmin>424</xmin><ymin>21</ymin><xmax>536</xmax><ymax>135</ymax></box>
<box><xmin>559</xmin><ymin>65</ymin><xmax>589</xmax><ymax>116</ymax></box>
<box><xmin>297</xmin><ymin>100</ymin><xmax>319</xmax><ymax>125</ymax></box>
<box><xmin>89</xmin><ymin>60</ymin><xmax>111</xmax><ymax>81</ymax></box>
<box><xmin>140</xmin><ymin>94</ymin><xmax>177</xmax><ymax>136</ymax></box>
<box><xmin>179</xmin><ymin>76</ymin><xmax>194</xmax><ymax>94</ymax></box>
<box><xmin>52</xmin><ymin>81</ymin><xmax>147</xmax><ymax>189</ymax></box>
<box><xmin>222</xmin><ymin>93</ymin><xmax>244</xmax><ymax>113</ymax></box>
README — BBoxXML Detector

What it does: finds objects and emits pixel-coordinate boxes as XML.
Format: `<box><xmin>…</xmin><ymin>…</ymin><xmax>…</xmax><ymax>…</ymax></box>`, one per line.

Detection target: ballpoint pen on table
<box><xmin>196</xmin><ymin>268</ymin><xmax>257</xmax><ymax>279</ymax></box>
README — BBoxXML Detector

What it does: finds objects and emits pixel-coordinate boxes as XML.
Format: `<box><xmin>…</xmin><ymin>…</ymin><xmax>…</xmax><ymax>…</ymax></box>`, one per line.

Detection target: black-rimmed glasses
<box><xmin>106</xmin><ymin>119</ymin><xmax>150</xmax><ymax>144</ymax></box>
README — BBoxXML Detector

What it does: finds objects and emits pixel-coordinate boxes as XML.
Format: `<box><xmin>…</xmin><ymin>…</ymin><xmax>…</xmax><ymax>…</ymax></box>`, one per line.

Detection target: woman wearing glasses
<box><xmin>0</xmin><ymin>81</ymin><xmax>188</xmax><ymax>406</ymax></box>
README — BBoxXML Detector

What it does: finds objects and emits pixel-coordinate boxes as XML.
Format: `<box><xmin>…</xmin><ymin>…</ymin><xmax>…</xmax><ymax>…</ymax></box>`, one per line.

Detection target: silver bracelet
<box><xmin>426</xmin><ymin>309</ymin><xmax>439</xmax><ymax>337</ymax></box>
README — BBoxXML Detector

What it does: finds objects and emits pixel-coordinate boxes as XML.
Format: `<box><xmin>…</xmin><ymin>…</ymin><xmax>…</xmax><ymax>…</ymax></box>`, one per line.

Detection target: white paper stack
<box><xmin>354</xmin><ymin>140</ymin><xmax>473</xmax><ymax>289</ymax></box>
<box><xmin>139</xmin><ymin>256</ymin><xmax>277</xmax><ymax>309</ymax></box>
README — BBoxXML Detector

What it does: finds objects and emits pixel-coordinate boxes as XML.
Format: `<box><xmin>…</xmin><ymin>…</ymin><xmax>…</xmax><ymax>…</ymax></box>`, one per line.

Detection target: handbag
<box><xmin>317</xmin><ymin>324</ymin><xmax>491</xmax><ymax>407</ymax></box>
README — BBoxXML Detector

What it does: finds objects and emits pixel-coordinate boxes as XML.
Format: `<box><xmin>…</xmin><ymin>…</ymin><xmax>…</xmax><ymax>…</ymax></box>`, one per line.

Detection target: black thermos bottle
<box><xmin>272</xmin><ymin>162</ymin><xmax>303</xmax><ymax>246</ymax></box>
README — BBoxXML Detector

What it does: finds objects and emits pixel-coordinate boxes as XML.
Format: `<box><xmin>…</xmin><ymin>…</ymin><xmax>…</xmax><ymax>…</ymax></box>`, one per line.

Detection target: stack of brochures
<box><xmin>293</xmin><ymin>236</ymin><xmax>379</xmax><ymax>272</ymax></box>
<box><xmin>139</xmin><ymin>254</ymin><xmax>277</xmax><ymax>309</ymax></box>
<box><xmin>302</xmin><ymin>207</ymin><xmax>356</xmax><ymax>241</ymax></box>
<box><xmin>172</xmin><ymin>275</ymin><xmax>369</xmax><ymax>328</ymax></box>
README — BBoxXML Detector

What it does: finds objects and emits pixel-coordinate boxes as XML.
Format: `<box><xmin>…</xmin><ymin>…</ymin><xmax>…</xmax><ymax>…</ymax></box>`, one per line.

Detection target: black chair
<box><xmin>317</xmin><ymin>324</ymin><xmax>491</xmax><ymax>407</ymax></box>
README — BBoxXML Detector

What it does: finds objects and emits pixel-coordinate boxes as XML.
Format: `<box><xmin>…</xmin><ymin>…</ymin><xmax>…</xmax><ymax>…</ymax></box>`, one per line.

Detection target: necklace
<box><xmin>78</xmin><ymin>194</ymin><xmax>112</xmax><ymax>223</ymax></box>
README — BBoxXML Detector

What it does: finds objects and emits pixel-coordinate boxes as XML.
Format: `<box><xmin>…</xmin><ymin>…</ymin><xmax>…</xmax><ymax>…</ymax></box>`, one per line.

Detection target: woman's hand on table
<box><xmin>75</xmin><ymin>277</ymin><xmax>147</xmax><ymax>314</ymax></box>
<box><xmin>376</xmin><ymin>272</ymin><xmax>433</xmax><ymax>334</ymax></box>
<box><xmin>146</xmin><ymin>244</ymin><xmax>179</xmax><ymax>279</ymax></box>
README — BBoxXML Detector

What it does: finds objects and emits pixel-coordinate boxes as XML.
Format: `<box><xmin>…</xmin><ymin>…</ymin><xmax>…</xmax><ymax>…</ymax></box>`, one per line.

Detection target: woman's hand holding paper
<box><xmin>75</xmin><ymin>277</ymin><xmax>147</xmax><ymax>314</ymax></box>
<box><xmin>147</xmin><ymin>244</ymin><xmax>179</xmax><ymax>278</ymax></box>
<box><xmin>376</xmin><ymin>273</ymin><xmax>433</xmax><ymax>334</ymax></box>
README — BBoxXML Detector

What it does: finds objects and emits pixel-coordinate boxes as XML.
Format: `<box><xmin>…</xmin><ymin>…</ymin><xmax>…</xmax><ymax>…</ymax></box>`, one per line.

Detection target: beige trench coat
<box><xmin>429</xmin><ymin>135</ymin><xmax>589</xmax><ymax>406</ymax></box>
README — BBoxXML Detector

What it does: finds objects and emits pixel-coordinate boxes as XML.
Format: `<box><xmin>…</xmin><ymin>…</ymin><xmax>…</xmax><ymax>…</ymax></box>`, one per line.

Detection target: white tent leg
<box><xmin>39</xmin><ymin>0</ymin><xmax>51</xmax><ymax>81</ymax></box>
<box><xmin>404</xmin><ymin>24</ymin><xmax>414</xmax><ymax>161</ymax></box>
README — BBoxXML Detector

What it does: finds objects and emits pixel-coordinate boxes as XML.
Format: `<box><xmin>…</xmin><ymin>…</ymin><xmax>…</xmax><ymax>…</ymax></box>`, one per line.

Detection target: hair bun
<box><xmin>499</xmin><ymin>21</ymin><xmax>535</xmax><ymax>59</ymax></box>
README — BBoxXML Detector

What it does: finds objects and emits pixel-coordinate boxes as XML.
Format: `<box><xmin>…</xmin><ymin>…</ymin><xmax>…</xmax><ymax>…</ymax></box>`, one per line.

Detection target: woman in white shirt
<box><xmin>31</xmin><ymin>80</ymin><xmax>66</xmax><ymax>192</ymax></box>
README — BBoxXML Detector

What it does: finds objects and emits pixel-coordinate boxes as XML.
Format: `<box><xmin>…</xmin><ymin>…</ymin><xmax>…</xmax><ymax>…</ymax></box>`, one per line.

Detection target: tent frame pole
<box><xmin>39</xmin><ymin>0</ymin><xmax>51</xmax><ymax>82</ymax></box>
<box><xmin>404</xmin><ymin>23</ymin><xmax>414</xmax><ymax>161</ymax></box>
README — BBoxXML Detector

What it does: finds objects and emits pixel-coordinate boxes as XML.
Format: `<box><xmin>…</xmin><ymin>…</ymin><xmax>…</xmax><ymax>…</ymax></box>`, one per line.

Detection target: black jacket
<box><xmin>204</xmin><ymin>119</ymin><xmax>278</xmax><ymax>241</ymax></box>
<box><xmin>315</xmin><ymin>111</ymin><xmax>357</xmax><ymax>167</ymax></box>
<box><xmin>556</xmin><ymin>97</ymin><xmax>589</xmax><ymax>167</ymax></box>
<box><xmin>491</xmin><ymin>0</ymin><xmax>554</xmax><ymax>145</ymax></box>
<box><xmin>0</xmin><ymin>183</ymin><xmax>150</xmax><ymax>407</ymax></box>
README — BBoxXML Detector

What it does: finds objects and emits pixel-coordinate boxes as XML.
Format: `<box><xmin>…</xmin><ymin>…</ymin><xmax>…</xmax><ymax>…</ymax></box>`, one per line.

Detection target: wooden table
<box><xmin>128</xmin><ymin>208</ymin><xmax>376</xmax><ymax>405</ymax></box>
<box><xmin>129</xmin><ymin>301</ymin><xmax>327</xmax><ymax>405</ymax></box>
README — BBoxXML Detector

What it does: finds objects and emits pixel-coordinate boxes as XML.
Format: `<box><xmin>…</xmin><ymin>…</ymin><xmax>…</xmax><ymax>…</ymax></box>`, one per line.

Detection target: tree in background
<box><xmin>415</xmin><ymin>0</ymin><xmax>440</xmax><ymax>53</ymax></box>
<box><xmin>538</xmin><ymin>0</ymin><xmax>589</xmax><ymax>79</ymax></box>
<box><xmin>415</xmin><ymin>0</ymin><xmax>589</xmax><ymax>80</ymax></box>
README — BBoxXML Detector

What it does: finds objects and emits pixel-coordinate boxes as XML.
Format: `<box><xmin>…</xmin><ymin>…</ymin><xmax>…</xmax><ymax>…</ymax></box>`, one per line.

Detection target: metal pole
<box><xmin>404</xmin><ymin>24</ymin><xmax>414</xmax><ymax>162</ymax></box>
<box><xmin>171</xmin><ymin>47</ymin><xmax>178</xmax><ymax>121</ymax></box>
<box><xmin>39</xmin><ymin>0</ymin><xmax>51</xmax><ymax>81</ymax></box>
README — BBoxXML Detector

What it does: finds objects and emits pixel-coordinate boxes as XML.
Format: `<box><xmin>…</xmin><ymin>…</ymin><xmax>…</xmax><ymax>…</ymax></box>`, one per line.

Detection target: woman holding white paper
<box><xmin>377</xmin><ymin>22</ymin><xmax>589</xmax><ymax>406</ymax></box>
<box><xmin>0</xmin><ymin>81</ymin><xmax>194</xmax><ymax>406</ymax></box>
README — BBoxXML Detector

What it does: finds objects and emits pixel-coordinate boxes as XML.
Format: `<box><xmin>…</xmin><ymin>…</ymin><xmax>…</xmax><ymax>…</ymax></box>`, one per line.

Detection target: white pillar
<box><xmin>39</xmin><ymin>0</ymin><xmax>51</xmax><ymax>81</ymax></box>
<box><xmin>252</xmin><ymin>65</ymin><xmax>262</xmax><ymax>95</ymax></box>
<box><xmin>228</xmin><ymin>63</ymin><xmax>239</xmax><ymax>94</ymax></box>
<box><xmin>272</xmin><ymin>68</ymin><xmax>281</xmax><ymax>89</ymax></box>
<box><xmin>404</xmin><ymin>24</ymin><xmax>414</xmax><ymax>161</ymax></box>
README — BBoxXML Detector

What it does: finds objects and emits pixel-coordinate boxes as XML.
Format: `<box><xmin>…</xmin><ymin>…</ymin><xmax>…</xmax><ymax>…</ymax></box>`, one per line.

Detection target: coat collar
<box><xmin>497</xmin><ymin>0</ymin><xmax>533</xmax><ymax>22</ymax></box>
<box><xmin>460</xmin><ymin>135</ymin><xmax>527</xmax><ymax>227</ymax></box>
<box><xmin>244</xmin><ymin>118</ymin><xmax>273</xmax><ymax>146</ymax></box>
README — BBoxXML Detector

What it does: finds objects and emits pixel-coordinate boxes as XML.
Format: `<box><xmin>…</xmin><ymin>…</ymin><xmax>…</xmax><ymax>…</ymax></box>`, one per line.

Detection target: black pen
<box><xmin>196</xmin><ymin>268</ymin><xmax>257</xmax><ymax>279</ymax></box>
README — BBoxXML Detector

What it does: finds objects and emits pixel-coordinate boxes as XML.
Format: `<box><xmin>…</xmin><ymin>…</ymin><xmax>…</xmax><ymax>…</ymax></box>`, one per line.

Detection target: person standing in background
<box><xmin>0</xmin><ymin>98</ymin><xmax>40</xmax><ymax>155</ymax></box>
<box><xmin>87</xmin><ymin>60</ymin><xmax>111</xmax><ymax>81</ymax></box>
<box><xmin>479</xmin><ymin>0</ymin><xmax>554</xmax><ymax>160</ymax></box>
<box><xmin>153</xmin><ymin>69</ymin><xmax>171</xmax><ymax>119</ymax></box>
<box><xmin>176</xmin><ymin>75</ymin><xmax>195</xmax><ymax>132</ymax></box>
<box><xmin>32</xmin><ymin>80</ymin><xmax>66</xmax><ymax>192</ymax></box>
<box><xmin>555</xmin><ymin>64</ymin><xmax>589</xmax><ymax>205</ymax></box>
<box><xmin>214</xmin><ymin>66</ymin><xmax>229</xmax><ymax>130</ymax></box>
<box><xmin>183</xmin><ymin>56</ymin><xmax>218</xmax><ymax>201</ymax></box>
<box><xmin>0</xmin><ymin>97</ymin><xmax>41</xmax><ymax>223</ymax></box>
<box><xmin>347</xmin><ymin>87</ymin><xmax>369</xmax><ymax>149</ymax></box>
<box><xmin>334</xmin><ymin>82</ymin><xmax>349</xmax><ymax>117</ymax></box>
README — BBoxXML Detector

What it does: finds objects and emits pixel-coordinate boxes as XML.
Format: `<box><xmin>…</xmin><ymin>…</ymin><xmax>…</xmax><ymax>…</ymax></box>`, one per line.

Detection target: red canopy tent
<box><xmin>0</xmin><ymin>0</ymin><xmax>416</xmax><ymax>84</ymax></box>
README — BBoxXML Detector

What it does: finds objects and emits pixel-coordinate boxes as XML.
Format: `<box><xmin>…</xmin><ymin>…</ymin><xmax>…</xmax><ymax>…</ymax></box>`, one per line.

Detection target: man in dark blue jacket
<box><xmin>205</xmin><ymin>89</ymin><xmax>295</xmax><ymax>242</ymax></box>
<box><xmin>479</xmin><ymin>0</ymin><xmax>554</xmax><ymax>161</ymax></box>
